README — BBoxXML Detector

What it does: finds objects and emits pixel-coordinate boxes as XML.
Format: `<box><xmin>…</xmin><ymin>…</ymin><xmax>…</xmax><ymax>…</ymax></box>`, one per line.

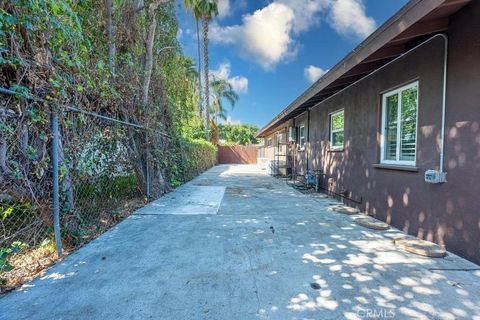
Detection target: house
<box><xmin>256</xmin><ymin>0</ymin><xmax>480</xmax><ymax>264</ymax></box>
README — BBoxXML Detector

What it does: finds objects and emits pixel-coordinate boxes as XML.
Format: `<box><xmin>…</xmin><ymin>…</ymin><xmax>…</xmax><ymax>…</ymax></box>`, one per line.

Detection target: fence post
<box><xmin>145</xmin><ymin>129</ymin><xmax>151</xmax><ymax>199</ymax></box>
<box><xmin>145</xmin><ymin>159</ymin><xmax>150</xmax><ymax>199</ymax></box>
<box><xmin>52</xmin><ymin>106</ymin><xmax>63</xmax><ymax>257</ymax></box>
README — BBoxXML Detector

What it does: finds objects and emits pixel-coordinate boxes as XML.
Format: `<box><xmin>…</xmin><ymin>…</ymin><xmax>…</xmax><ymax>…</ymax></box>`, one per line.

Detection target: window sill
<box><xmin>373</xmin><ymin>164</ymin><xmax>419</xmax><ymax>172</ymax></box>
<box><xmin>328</xmin><ymin>148</ymin><xmax>344</xmax><ymax>153</ymax></box>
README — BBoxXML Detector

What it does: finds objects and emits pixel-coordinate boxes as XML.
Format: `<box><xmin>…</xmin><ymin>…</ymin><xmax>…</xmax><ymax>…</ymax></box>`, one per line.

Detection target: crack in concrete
<box><xmin>242</xmin><ymin>242</ymin><xmax>261</xmax><ymax>315</ymax></box>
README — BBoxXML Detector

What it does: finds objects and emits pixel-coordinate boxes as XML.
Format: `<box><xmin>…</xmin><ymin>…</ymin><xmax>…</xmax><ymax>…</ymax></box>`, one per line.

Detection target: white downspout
<box><xmin>438</xmin><ymin>34</ymin><xmax>448</xmax><ymax>174</ymax></box>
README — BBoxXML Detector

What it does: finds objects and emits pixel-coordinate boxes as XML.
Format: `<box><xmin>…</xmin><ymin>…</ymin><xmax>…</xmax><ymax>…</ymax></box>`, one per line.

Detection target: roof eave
<box><xmin>256</xmin><ymin>0</ymin><xmax>449</xmax><ymax>138</ymax></box>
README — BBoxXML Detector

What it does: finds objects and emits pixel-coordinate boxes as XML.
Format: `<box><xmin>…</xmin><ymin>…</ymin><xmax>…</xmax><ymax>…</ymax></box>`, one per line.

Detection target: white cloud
<box><xmin>218</xmin><ymin>0</ymin><xmax>231</xmax><ymax>19</ymax></box>
<box><xmin>210</xmin><ymin>0</ymin><xmax>376</xmax><ymax>69</ymax></box>
<box><xmin>329</xmin><ymin>0</ymin><xmax>376</xmax><ymax>39</ymax></box>
<box><xmin>218</xmin><ymin>0</ymin><xmax>249</xmax><ymax>19</ymax></box>
<box><xmin>228</xmin><ymin>76</ymin><xmax>248</xmax><ymax>95</ymax></box>
<box><xmin>304</xmin><ymin>65</ymin><xmax>329</xmax><ymax>83</ymax></box>
<box><xmin>210</xmin><ymin>62</ymin><xmax>230</xmax><ymax>79</ymax></box>
<box><xmin>277</xmin><ymin>0</ymin><xmax>329</xmax><ymax>33</ymax></box>
<box><xmin>211</xmin><ymin>2</ymin><xmax>296</xmax><ymax>70</ymax></box>
<box><xmin>223</xmin><ymin>116</ymin><xmax>242</xmax><ymax>125</ymax></box>
<box><xmin>210</xmin><ymin>62</ymin><xmax>249</xmax><ymax>94</ymax></box>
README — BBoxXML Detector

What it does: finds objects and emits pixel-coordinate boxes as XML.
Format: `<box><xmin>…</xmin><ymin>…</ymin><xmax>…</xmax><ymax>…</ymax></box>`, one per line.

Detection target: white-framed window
<box><xmin>276</xmin><ymin>132</ymin><xmax>285</xmax><ymax>144</ymax></box>
<box><xmin>276</xmin><ymin>132</ymin><xmax>285</xmax><ymax>152</ymax></box>
<box><xmin>299</xmin><ymin>125</ymin><xmax>305</xmax><ymax>149</ymax></box>
<box><xmin>329</xmin><ymin>109</ymin><xmax>344</xmax><ymax>150</ymax></box>
<box><xmin>266</xmin><ymin>138</ymin><xmax>272</xmax><ymax>147</ymax></box>
<box><xmin>381</xmin><ymin>81</ymin><xmax>419</xmax><ymax>166</ymax></box>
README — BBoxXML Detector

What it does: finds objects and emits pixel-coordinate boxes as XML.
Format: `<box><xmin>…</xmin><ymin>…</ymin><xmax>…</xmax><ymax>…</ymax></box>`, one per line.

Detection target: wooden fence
<box><xmin>217</xmin><ymin>145</ymin><xmax>258</xmax><ymax>164</ymax></box>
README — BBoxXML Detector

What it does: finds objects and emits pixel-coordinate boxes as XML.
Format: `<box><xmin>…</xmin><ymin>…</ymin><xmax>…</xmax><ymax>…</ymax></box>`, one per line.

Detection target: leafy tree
<box><xmin>0</xmin><ymin>0</ymin><xmax>213</xmax><ymax>200</ymax></box>
<box><xmin>218</xmin><ymin>123</ymin><xmax>259</xmax><ymax>145</ymax></box>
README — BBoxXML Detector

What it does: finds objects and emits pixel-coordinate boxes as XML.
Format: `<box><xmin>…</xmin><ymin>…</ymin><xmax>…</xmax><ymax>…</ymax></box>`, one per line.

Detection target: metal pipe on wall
<box><xmin>438</xmin><ymin>34</ymin><xmax>448</xmax><ymax>174</ymax></box>
<box><xmin>306</xmin><ymin>109</ymin><xmax>310</xmax><ymax>171</ymax></box>
<box><xmin>292</xmin><ymin>118</ymin><xmax>298</xmax><ymax>178</ymax></box>
<box><xmin>317</xmin><ymin>183</ymin><xmax>363</xmax><ymax>204</ymax></box>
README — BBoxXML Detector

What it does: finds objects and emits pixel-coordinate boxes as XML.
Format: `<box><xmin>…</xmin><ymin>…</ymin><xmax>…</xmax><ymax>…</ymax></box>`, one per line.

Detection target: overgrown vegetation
<box><xmin>218</xmin><ymin>123</ymin><xmax>259</xmax><ymax>145</ymax></box>
<box><xmin>174</xmin><ymin>137</ymin><xmax>217</xmax><ymax>186</ymax></box>
<box><xmin>0</xmin><ymin>0</ymin><xmax>217</xmax><ymax>289</ymax></box>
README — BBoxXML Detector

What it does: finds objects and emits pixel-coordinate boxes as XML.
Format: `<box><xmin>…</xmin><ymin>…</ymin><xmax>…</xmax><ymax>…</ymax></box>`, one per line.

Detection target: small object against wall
<box><xmin>355</xmin><ymin>216</ymin><xmax>390</xmax><ymax>230</ymax></box>
<box><xmin>257</xmin><ymin>157</ymin><xmax>268</xmax><ymax>170</ymax></box>
<box><xmin>394</xmin><ymin>237</ymin><xmax>447</xmax><ymax>258</ymax></box>
<box><xmin>329</xmin><ymin>204</ymin><xmax>360</xmax><ymax>215</ymax></box>
<box><xmin>425</xmin><ymin>170</ymin><xmax>447</xmax><ymax>184</ymax></box>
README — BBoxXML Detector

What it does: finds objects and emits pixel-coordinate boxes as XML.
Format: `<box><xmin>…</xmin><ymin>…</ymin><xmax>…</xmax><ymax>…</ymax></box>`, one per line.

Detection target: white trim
<box><xmin>299</xmin><ymin>124</ymin><xmax>305</xmax><ymax>150</ymax></box>
<box><xmin>439</xmin><ymin>34</ymin><xmax>448</xmax><ymax>173</ymax></box>
<box><xmin>276</xmin><ymin>131</ymin><xmax>286</xmax><ymax>153</ymax></box>
<box><xmin>380</xmin><ymin>81</ymin><xmax>419</xmax><ymax>166</ymax></box>
<box><xmin>329</xmin><ymin>109</ymin><xmax>345</xmax><ymax>150</ymax></box>
<box><xmin>276</xmin><ymin>132</ymin><xmax>285</xmax><ymax>144</ymax></box>
<box><xmin>266</xmin><ymin>138</ymin><xmax>273</xmax><ymax>148</ymax></box>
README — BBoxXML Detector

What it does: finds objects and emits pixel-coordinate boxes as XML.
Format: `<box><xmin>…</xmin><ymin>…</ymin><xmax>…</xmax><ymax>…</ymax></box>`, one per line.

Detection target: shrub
<box><xmin>167</xmin><ymin>138</ymin><xmax>217</xmax><ymax>186</ymax></box>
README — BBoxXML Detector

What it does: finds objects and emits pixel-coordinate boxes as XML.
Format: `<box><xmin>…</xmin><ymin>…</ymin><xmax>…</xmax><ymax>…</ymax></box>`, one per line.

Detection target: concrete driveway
<box><xmin>1</xmin><ymin>165</ymin><xmax>480</xmax><ymax>320</ymax></box>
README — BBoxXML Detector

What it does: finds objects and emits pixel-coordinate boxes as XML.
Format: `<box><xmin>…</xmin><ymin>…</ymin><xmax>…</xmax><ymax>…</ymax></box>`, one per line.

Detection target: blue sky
<box><xmin>176</xmin><ymin>0</ymin><xmax>408</xmax><ymax>128</ymax></box>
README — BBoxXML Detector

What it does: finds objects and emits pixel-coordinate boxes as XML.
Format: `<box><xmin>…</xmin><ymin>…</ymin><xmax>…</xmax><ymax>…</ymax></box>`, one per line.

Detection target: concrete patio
<box><xmin>1</xmin><ymin>165</ymin><xmax>479</xmax><ymax>320</ymax></box>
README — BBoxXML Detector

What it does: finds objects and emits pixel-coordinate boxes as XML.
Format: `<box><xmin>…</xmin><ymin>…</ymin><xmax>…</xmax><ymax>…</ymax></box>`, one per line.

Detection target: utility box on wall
<box><xmin>425</xmin><ymin>170</ymin><xmax>447</xmax><ymax>184</ymax></box>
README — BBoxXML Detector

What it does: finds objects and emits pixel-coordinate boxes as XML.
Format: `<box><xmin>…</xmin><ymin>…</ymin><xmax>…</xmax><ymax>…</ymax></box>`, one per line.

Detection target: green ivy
<box><xmin>0</xmin><ymin>242</ymin><xmax>29</xmax><ymax>274</ymax></box>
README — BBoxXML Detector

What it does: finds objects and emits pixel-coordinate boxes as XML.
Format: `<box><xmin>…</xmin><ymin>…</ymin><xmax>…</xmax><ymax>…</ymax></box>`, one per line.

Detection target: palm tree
<box><xmin>183</xmin><ymin>58</ymin><xmax>199</xmax><ymax>80</ymax></box>
<box><xmin>195</xmin><ymin>20</ymin><xmax>202</xmax><ymax>118</ymax></box>
<box><xmin>183</xmin><ymin>0</ymin><xmax>218</xmax><ymax>139</ymax></box>
<box><xmin>210</xmin><ymin>78</ymin><xmax>239</xmax><ymax>123</ymax></box>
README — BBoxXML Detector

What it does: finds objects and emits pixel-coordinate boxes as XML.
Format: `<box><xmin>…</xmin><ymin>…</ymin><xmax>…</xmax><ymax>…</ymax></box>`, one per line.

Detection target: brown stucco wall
<box><xmin>439</xmin><ymin>2</ymin><xmax>480</xmax><ymax>262</ymax></box>
<box><xmin>257</xmin><ymin>124</ymin><xmax>290</xmax><ymax>162</ymax></box>
<box><xmin>264</xmin><ymin>2</ymin><xmax>480</xmax><ymax>263</ymax></box>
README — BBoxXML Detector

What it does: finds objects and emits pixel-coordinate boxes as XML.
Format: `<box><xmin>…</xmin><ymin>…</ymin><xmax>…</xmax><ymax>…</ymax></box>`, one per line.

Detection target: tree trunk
<box><xmin>202</xmin><ymin>17</ymin><xmax>210</xmax><ymax>140</ymax></box>
<box><xmin>105</xmin><ymin>0</ymin><xmax>116</xmax><ymax>75</ymax></box>
<box><xmin>196</xmin><ymin>19</ymin><xmax>203</xmax><ymax>118</ymax></box>
<box><xmin>141</xmin><ymin>0</ymin><xmax>169</xmax><ymax>107</ymax></box>
<box><xmin>124</xmin><ymin>130</ymin><xmax>146</xmax><ymax>191</ymax></box>
<box><xmin>140</xmin><ymin>0</ymin><xmax>170</xmax><ymax>198</ymax></box>
<box><xmin>142</xmin><ymin>2</ymin><xmax>158</xmax><ymax>107</ymax></box>
<box><xmin>141</xmin><ymin>0</ymin><xmax>170</xmax><ymax>106</ymax></box>
<box><xmin>125</xmin><ymin>130</ymin><xmax>171</xmax><ymax>199</ymax></box>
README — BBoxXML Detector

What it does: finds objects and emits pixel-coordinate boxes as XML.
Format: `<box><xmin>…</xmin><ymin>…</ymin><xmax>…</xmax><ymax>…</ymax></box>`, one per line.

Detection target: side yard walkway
<box><xmin>1</xmin><ymin>165</ymin><xmax>479</xmax><ymax>320</ymax></box>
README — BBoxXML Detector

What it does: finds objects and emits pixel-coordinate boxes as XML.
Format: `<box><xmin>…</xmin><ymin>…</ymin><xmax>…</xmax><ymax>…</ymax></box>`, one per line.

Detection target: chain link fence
<box><xmin>1</xmin><ymin>94</ymin><xmax>56</xmax><ymax>290</ymax></box>
<box><xmin>1</xmin><ymin>96</ymin><xmax>154</xmax><ymax>291</ymax></box>
<box><xmin>0</xmin><ymin>124</ymin><xmax>52</xmax><ymax>250</ymax></box>
<box><xmin>57</xmin><ymin>107</ymin><xmax>147</xmax><ymax>248</ymax></box>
